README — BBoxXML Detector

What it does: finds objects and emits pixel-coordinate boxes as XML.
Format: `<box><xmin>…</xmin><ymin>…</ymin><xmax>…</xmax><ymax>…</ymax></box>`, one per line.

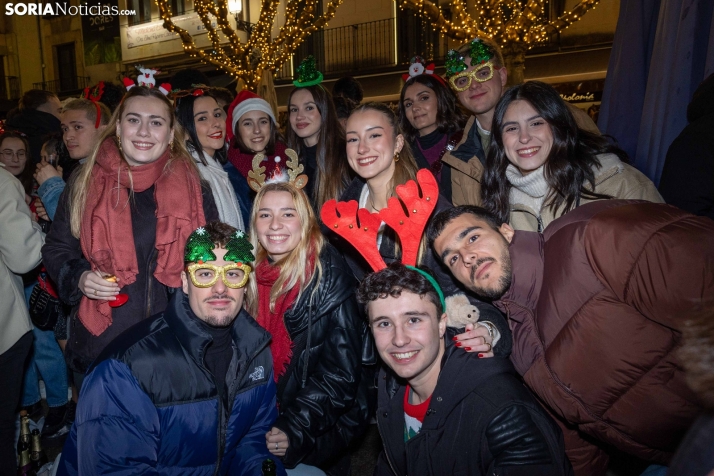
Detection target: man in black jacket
<box><xmin>357</xmin><ymin>263</ymin><xmax>572</xmax><ymax>476</ymax></box>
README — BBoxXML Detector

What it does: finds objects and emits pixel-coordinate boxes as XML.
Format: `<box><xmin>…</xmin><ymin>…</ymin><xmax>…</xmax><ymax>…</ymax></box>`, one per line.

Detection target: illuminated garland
<box><xmin>397</xmin><ymin>0</ymin><xmax>600</xmax><ymax>47</ymax></box>
<box><xmin>156</xmin><ymin>0</ymin><xmax>344</xmax><ymax>90</ymax></box>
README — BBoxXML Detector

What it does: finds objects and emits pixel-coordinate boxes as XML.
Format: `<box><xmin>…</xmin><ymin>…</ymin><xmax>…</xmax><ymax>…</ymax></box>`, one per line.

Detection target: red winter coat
<box><xmin>494</xmin><ymin>200</ymin><xmax>714</xmax><ymax>476</ymax></box>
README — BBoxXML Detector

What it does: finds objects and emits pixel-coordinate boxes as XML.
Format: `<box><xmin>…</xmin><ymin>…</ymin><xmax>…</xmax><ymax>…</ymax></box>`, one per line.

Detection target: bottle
<box><xmin>30</xmin><ymin>429</ymin><xmax>47</xmax><ymax>471</ymax></box>
<box><xmin>17</xmin><ymin>413</ymin><xmax>31</xmax><ymax>455</ymax></box>
<box><xmin>262</xmin><ymin>458</ymin><xmax>277</xmax><ymax>476</ymax></box>
<box><xmin>17</xmin><ymin>438</ymin><xmax>33</xmax><ymax>475</ymax></box>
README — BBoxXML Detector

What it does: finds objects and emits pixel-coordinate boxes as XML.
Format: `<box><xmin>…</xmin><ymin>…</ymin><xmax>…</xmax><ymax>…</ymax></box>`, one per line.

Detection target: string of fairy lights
<box><xmin>155</xmin><ymin>0</ymin><xmax>343</xmax><ymax>88</ymax></box>
<box><xmin>397</xmin><ymin>0</ymin><xmax>600</xmax><ymax>46</ymax></box>
<box><xmin>155</xmin><ymin>0</ymin><xmax>599</xmax><ymax>88</ymax></box>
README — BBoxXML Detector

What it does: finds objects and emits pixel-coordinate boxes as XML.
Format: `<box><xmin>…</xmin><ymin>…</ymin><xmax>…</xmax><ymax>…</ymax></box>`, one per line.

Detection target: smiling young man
<box><xmin>358</xmin><ymin>263</ymin><xmax>570</xmax><ymax>476</ymax></box>
<box><xmin>428</xmin><ymin>202</ymin><xmax>714</xmax><ymax>475</ymax></box>
<box><xmin>57</xmin><ymin>222</ymin><xmax>285</xmax><ymax>476</ymax></box>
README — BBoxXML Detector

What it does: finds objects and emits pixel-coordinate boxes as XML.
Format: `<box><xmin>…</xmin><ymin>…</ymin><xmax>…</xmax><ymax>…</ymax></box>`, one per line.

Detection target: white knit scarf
<box><xmin>192</xmin><ymin>149</ymin><xmax>246</xmax><ymax>232</ymax></box>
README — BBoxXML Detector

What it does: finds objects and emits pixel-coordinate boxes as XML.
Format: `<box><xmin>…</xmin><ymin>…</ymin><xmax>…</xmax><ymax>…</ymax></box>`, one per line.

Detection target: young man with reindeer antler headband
<box><xmin>245</xmin><ymin>151</ymin><xmax>372</xmax><ymax>475</ymax></box>
<box><xmin>324</xmin><ymin>170</ymin><xmax>570</xmax><ymax>475</ymax></box>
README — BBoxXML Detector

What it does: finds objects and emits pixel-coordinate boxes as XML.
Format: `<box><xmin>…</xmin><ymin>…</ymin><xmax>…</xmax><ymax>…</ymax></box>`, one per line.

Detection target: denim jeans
<box><xmin>21</xmin><ymin>283</ymin><xmax>69</xmax><ymax>408</ymax></box>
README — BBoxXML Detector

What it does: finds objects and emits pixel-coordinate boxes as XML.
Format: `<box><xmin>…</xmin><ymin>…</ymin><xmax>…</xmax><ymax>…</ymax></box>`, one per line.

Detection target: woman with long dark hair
<box><xmin>175</xmin><ymin>88</ymin><xmax>246</xmax><ymax>231</ymax></box>
<box><xmin>482</xmin><ymin>81</ymin><xmax>662</xmax><ymax>232</ymax></box>
<box><xmin>286</xmin><ymin>57</ymin><xmax>351</xmax><ymax>210</ymax></box>
<box><xmin>398</xmin><ymin>63</ymin><xmax>467</xmax><ymax>203</ymax></box>
<box><xmin>43</xmin><ymin>85</ymin><xmax>218</xmax><ymax>392</ymax></box>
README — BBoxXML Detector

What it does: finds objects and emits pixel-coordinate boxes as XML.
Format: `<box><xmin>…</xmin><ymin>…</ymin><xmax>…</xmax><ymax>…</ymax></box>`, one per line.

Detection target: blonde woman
<box><xmin>248</xmin><ymin>181</ymin><xmax>369</xmax><ymax>475</ymax></box>
<box><xmin>43</xmin><ymin>86</ymin><xmax>218</xmax><ymax>392</ymax></box>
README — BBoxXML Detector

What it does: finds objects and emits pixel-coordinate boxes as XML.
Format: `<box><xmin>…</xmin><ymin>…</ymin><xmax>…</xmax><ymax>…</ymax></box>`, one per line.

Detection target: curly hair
<box><xmin>357</xmin><ymin>263</ymin><xmax>443</xmax><ymax>317</ymax></box>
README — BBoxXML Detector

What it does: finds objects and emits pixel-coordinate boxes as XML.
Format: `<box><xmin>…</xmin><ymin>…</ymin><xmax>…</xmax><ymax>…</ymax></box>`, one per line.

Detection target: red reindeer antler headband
<box><xmin>321</xmin><ymin>169</ymin><xmax>445</xmax><ymax>306</ymax></box>
<box><xmin>82</xmin><ymin>82</ymin><xmax>105</xmax><ymax>129</ymax></box>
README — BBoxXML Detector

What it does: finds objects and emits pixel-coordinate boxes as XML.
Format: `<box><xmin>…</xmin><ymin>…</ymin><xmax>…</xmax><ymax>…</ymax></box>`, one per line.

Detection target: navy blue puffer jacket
<box><xmin>57</xmin><ymin>292</ymin><xmax>285</xmax><ymax>475</ymax></box>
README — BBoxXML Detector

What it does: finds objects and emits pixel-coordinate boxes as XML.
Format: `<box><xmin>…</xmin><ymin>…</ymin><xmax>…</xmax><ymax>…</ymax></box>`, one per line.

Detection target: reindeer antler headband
<box><xmin>82</xmin><ymin>82</ymin><xmax>106</xmax><ymax>129</ymax></box>
<box><xmin>247</xmin><ymin>148</ymin><xmax>308</xmax><ymax>192</ymax></box>
<box><xmin>321</xmin><ymin>169</ymin><xmax>445</xmax><ymax>308</ymax></box>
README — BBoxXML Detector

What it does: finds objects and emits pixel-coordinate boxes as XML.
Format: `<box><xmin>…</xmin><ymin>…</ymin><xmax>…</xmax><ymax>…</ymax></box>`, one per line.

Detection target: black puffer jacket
<box><xmin>272</xmin><ymin>244</ymin><xmax>373</xmax><ymax>472</ymax></box>
<box><xmin>331</xmin><ymin>177</ymin><xmax>512</xmax><ymax>357</ymax></box>
<box><xmin>375</xmin><ymin>342</ymin><xmax>572</xmax><ymax>476</ymax></box>
<box><xmin>42</xmin><ymin>182</ymin><xmax>218</xmax><ymax>373</ymax></box>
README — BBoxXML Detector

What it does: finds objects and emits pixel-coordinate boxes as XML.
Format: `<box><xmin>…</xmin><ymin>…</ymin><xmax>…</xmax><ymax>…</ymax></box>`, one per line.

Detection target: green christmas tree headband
<box><xmin>184</xmin><ymin>227</ymin><xmax>255</xmax><ymax>264</ymax></box>
<box><xmin>293</xmin><ymin>56</ymin><xmax>324</xmax><ymax>87</ymax></box>
<box><xmin>445</xmin><ymin>38</ymin><xmax>496</xmax><ymax>78</ymax></box>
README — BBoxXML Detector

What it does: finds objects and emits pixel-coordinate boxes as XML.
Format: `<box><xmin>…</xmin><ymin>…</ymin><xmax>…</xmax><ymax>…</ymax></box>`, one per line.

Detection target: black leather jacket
<box><xmin>375</xmin><ymin>341</ymin><xmax>573</xmax><ymax>476</ymax></box>
<box><xmin>272</xmin><ymin>244</ymin><xmax>373</xmax><ymax>470</ymax></box>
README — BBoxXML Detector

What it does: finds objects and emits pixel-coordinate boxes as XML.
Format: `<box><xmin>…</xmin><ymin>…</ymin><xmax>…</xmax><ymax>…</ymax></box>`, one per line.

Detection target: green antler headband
<box><xmin>293</xmin><ymin>56</ymin><xmax>324</xmax><ymax>87</ymax></box>
<box><xmin>184</xmin><ymin>227</ymin><xmax>255</xmax><ymax>264</ymax></box>
<box><xmin>445</xmin><ymin>38</ymin><xmax>496</xmax><ymax>78</ymax></box>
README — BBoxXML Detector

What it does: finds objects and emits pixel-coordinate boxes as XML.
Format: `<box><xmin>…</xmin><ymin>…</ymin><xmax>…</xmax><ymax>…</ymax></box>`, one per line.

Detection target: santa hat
<box><xmin>226</xmin><ymin>90</ymin><xmax>276</xmax><ymax>143</ymax></box>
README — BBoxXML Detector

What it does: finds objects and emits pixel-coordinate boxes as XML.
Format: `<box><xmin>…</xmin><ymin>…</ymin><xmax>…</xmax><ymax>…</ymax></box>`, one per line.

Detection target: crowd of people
<box><xmin>0</xmin><ymin>35</ymin><xmax>712</xmax><ymax>476</ymax></box>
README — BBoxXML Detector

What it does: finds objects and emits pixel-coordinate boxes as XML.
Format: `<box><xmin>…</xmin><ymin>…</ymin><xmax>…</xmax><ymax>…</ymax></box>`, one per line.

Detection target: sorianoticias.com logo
<box><xmin>5</xmin><ymin>3</ymin><xmax>135</xmax><ymax>15</ymax></box>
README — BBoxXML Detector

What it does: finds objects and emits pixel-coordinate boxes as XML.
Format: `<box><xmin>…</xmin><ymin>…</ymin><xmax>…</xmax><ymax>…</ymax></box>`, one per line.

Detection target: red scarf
<box><xmin>227</xmin><ymin>140</ymin><xmax>287</xmax><ymax>179</ymax></box>
<box><xmin>255</xmin><ymin>258</ymin><xmax>307</xmax><ymax>381</ymax></box>
<box><xmin>78</xmin><ymin>138</ymin><xmax>206</xmax><ymax>336</ymax></box>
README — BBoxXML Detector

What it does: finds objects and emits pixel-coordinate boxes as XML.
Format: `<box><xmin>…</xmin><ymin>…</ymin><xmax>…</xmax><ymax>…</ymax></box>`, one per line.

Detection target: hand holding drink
<box><xmin>91</xmin><ymin>250</ymin><xmax>129</xmax><ymax>307</ymax></box>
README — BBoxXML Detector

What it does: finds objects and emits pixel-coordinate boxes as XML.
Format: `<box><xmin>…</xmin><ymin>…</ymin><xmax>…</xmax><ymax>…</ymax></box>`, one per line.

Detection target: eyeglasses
<box><xmin>1</xmin><ymin>149</ymin><xmax>27</xmax><ymax>161</ymax></box>
<box><xmin>449</xmin><ymin>62</ymin><xmax>497</xmax><ymax>92</ymax></box>
<box><xmin>186</xmin><ymin>262</ymin><xmax>252</xmax><ymax>289</ymax></box>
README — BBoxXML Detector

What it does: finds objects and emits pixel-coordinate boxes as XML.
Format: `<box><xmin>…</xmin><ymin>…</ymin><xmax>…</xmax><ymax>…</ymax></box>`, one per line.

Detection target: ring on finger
<box><xmin>485</xmin><ymin>342</ymin><xmax>492</xmax><ymax>352</ymax></box>
<box><xmin>93</xmin><ymin>289</ymin><xmax>98</xmax><ymax>296</ymax></box>
<box><xmin>275</xmin><ymin>443</ymin><xmax>278</xmax><ymax>450</ymax></box>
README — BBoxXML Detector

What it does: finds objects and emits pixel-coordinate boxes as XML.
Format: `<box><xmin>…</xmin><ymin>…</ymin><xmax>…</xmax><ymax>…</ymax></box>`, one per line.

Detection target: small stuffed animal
<box><xmin>445</xmin><ymin>293</ymin><xmax>480</xmax><ymax>328</ymax></box>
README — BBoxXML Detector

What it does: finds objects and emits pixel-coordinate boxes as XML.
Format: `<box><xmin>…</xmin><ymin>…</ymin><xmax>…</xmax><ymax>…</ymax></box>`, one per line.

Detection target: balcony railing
<box><xmin>276</xmin><ymin>17</ymin><xmax>450</xmax><ymax>81</ymax></box>
<box><xmin>0</xmin><ymin>76</ymin><xmax>20</xmax><ymax>101</ymax></box>
<box><xmin>33</xmin><ymin>76</ymin><xmax>91</xmax><ymax>94</ymax></box>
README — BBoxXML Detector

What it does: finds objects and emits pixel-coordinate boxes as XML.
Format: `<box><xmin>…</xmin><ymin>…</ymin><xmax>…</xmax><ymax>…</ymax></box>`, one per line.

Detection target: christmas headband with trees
<box><xmin>320</xmin><ymin>169</ymin><xmax>445</xmax><ymax>309</ymax></box>
<box><xmin>184</xmin><ymin>227</ymin><xmax>255</xmax><ymax>265</ymax></box>
<box><xmin>247</xmin><ymin>148</ymin><xmax>308</xmax><ymax>192</ymax></box>
<box><xmin>293</xmin><ymin>56</ymin><xmax>324</xmax><ymax>88</ymax></box>
<box><xmin>445</xmin><ymin>38</ymin><xmax>496</xmax><ymax>78</ymax></box>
